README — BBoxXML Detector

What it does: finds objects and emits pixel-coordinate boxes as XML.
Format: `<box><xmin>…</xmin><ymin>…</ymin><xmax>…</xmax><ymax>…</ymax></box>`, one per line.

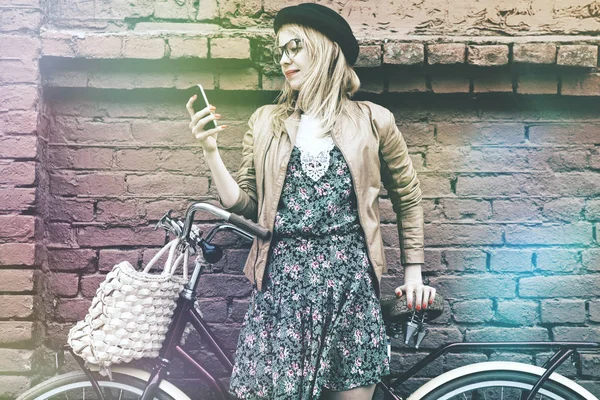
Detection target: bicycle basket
<box><xmin>67</xmin><ymin>238</ymin><xmax>189</xmax><ymax>376</ymax></box>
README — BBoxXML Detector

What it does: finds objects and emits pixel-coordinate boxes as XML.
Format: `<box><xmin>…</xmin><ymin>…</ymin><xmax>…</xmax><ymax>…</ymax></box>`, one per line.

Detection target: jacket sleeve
<box><xmin>217</xmin><ymin>108</ymin><xmax>260</xmax><ymax>222</ymax></box>
<box><xmin>379</xmin><ymin>110</ymin><xmax>425</xmax><ymax>265</ymax></box>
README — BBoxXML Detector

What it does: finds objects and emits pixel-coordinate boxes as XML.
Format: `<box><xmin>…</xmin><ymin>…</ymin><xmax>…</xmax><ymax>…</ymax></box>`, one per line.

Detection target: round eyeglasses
<box><xmin>272</xmin><ymin>38</ymin><xmax>303</xmax><ymax>64</ymax></box>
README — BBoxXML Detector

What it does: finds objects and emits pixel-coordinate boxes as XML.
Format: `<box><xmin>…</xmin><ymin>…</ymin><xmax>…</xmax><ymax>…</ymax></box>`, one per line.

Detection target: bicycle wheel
<box><xmin>418</xmin><ymin>370</ymin><xmax>590</xmax><ymax>400</ymax></box>
<box><xmin>17</xmin><ymin>370</ymin><xmax>175</xmax><ymax>400</ymax></box>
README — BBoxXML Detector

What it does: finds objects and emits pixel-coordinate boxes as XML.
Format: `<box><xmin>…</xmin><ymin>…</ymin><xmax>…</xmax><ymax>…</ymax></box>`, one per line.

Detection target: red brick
<box><xmin>0</xmin><ymin>321</ymin><xmax>34</xmax><ymax>345</ymax></box>
<box><xmin>0</xmin><ymin>188</ymin><xmax>35</xmax><ymax>211</ymax></box>
<box><xmin>219</xmin><ymin>0</ymin><xmax>260</xmax><ymax>18</ymax></box>
<box><xmin>77</xmin><ymin>35</ymin><xmax>122</xmax><ymax>58</ymax></box>
<box><xmin>426</xmin><ymin>44</ymin><xmax>465</xmax><ymax>65</ymax></box>
<box><xmin>262</xmin><ymin>74</ymin><xmax>284</xmax><ymax>91</ymax></box>
<box><xmin>0</xmin><ymin>135</ymin><xmax>36</xmax><ymax>158</ymax></box>
<box><xmin>0</xmin><ymin>243</ymin><xmax>35</xmax><ymax>266</ymax></box>
<box><xmin>430</xmin><ymin>71</ymin><xmax>469</xmax><ymax>93</ymax></box>
<box><xmin>561</xmin><ymin>72</ymin><xmax>600</xmax><ymax>96</ymax></box>
<box><xmin>130</xmin><ymin>121</ymin><xmax>192</xmax><ymax>144</ymax></box>
<box><xmin>383</xmin><ymin>43</ymin><xmax>423</xmax><ymax>65</ymax></box>
<box><xmin>46</xmin><ymin>273</ymin><xmax>79</xmax><ymax>297</ymax></box>
<box><xmin>77</xmin><ymin>225</ymin><xmax>164</xmax><ymax>247</ymax></box>
<box><xmin>154</xmin><ymin>1</ymin><xmax>196</xmax><ymax>19</ymax></box>
<box><xmin>513</xmin><ymin>43</ymin><xmax>557</xmax><ymax>64</ymax></box>
<box><xmin>473</xmin><ymin>69</ymin><xmax>512</xmax><ymax>93</ymax></box>
<box><xmin>541</xmin><ymin>198</ymin><xmax>585</xmax><ymax>222</ymax></box>
<box><xmin>521</xmin><ymin>275</ymin><xmax>600</xmax><ymax>298</ymax></box>
<box><xmin>517</xmin><ymin>72</ymin><xmax>558</xmax><ymax>94</ymax></box>
<box><xmin>218</xmin><ymin>68</ymin><xmax>259</xmax><ymax>90</ymax></box>
<box><xmin>53</xmin><ymin>298</ymin><xmax>91</xmax><ymax>322</ymax></box>
<box><xmin>122</xmin><ymin>35</ymin><xmax>165</xmax><ymax>59</ymax></box>
<box><xmin>115</xmin><ymin>148</ymin><xmax>162</xmax><ymax>170</ymax></box>
<box><xmin>0</xmin><ymin>348</ymin><xmax>33</xmax><ymax>373</ymax></box>
<box><xmin>0</xmin><ymin>161</ymin><xmax>35</xmax><ymax>185</ymax></box>
<box><xmin>94</xmin><ymin>0</ymin><xmax>154</xmax><ymax>19</ymax></box>
<box><xmin>99</xmin><ymin>249</ymin><xmax>140</xmax><ymax>271</ymax></box>
<box><xmin>80</xmin><ymin>274</ymin><xmax>105</xmax><ymax>298</ymax></box>
<box><xmin>47</xmin><ymin>249</ymin><xmax>97</xmax><ymax>272</ymax></box>
<box><xmin>126</xmin><ymin>173</ymin><xmax>209</xmax><ymax>196</ymax></box>
<box><xmin>50</xmin><ymin>117</ymin><xmax>132</xmax><ymax>143</ymax></box>
<box><xmin>506</xmin><ymin>223</ymin><xmax>593</xmax><ymax>246</ymax></box>
<box><xmin>467</xmin><ymin>45</ymin><xmax>509</xmax><ymax>66</ymax></box>
<box><xmin>436</xmin><ymin>123</ymin><xmax>525</xmax><ymax>146</ymax></box>
<box><xmin>0</xmin><ymin>270</ymin><xmax>34</xmax><ymax>292</ymax></box>
<box><xmin>0</xmin><ymin>85</ymin><xmax>38</xmax><ymax>110</ymax></box>
<box><xmin>174</xmin><ymin>69</ymin><xmax>215</xmax><ymax>90</ymax></box>
<box><xmin>536</xmin><ymin>249</ymin><xmax>579</xmax><ymax>272</ymax></box>
<box><xmin>0</xmin><ymin>111</ymin><xmax>37</xmax><ymax>134</ymax></box>
<box><xmin>426</xmin><ymin>147</ymin><xmax>535</xmax><ymax>172</ymax></box>
<box><xmin>196</xmin><ymin>274</ymin><xmax>252</xmax><ymax>298</ymax></box>
<box><xmin>0</xmin><ymin>295</ymin><xmax>34</xmax><ymax>318</ymax></box>
<box><xmin>46</xmin><ymin>222</ymin><xmax>74</xmax><ymax>247</ymax></box>
<box><xmin>48</xmin><ymin>147</ymin><xmax>113</xmax><ymax>169</ymax></box>
<box><xmin>439</xmin><ymin>199</ymin><xmax>491</xmax><ymax>221</ymax></box>
<box><xmin>169</xmin><ymin>36</ymin><xmax>208</xmax><ymax>59</ymax></box>
<box><xmin>50</xmin><ymin>172</ymin><xmax>126</xmax><ymax>196</ymax></box>
<box><xmin>0</xmin><ymin>215</ymin><xmax>35</xmax><ymax>241</ymax></box>
<box><xmin>541</xmin><ymin>299</ymin><xmax>585</xmax><ymax>323</ymax></box>
<box><xmin>48</xmin><ymin>198</ymin><xmax>94</xmax><ymax>222</ymax></box>
<box><xmin>492</xmin><ymin>199</ymin><xmax>543</xmax><ymax>222</ymax></box>
<box><xmin>41</xmin><ymin>31</ymin><xmax>76</xmax><ymax>57</ymax></box>
<box><xmin>582</xmin><ymin>249</ymin><xmax>600</xmax><ymax>271</ymax></box>
<box><xmin>425</xmin><ymin>223</ymin><xmax>503</xmax><ymax>246</ymax></box>
<box><xmin>96</xmin><ymin>199</ymin><xmax>146</xmax><ymax>223</ymax></box>
<box><xmin>0</xmin><ymin>59</ymin><xmax>38</xmax><ymax>83</ymax></box>
<box><xmin>418</xmin><ymin>175</ymin><xmax>452</xmax><ymax>197</ymax></box>
<box><xmin>356</xmin><ymin>69</ymin><xmax>383</xmax><ymax>94</ymax></box>
<box><xmin>388</xmin><ymin>71</ymin><xmax>427</xmax><ymax>93</ymax></box>
<box><xmin>355</xmin><ymin>45</ymin><xmax>382</xmax><ymax>67</ymax></box>
<box><xmin>443</xmin><ymin>249</ymin><xmax>487</xmax><ymax>272</ymax></box>
<box><xmin>0</xmin><ymin>8</ymin><xmax>42</xmax><ymax>31</ymax></box>
<box><xmin>210</xmin><ymin>37</ymin><xmax>250</xmax><ymax>60</ymax></box>
<box><xmin>490</xmin><ymin>250</ymin><xmax>533</xmax><ymax>273</ymax></box>
<box><xmin>557</xmin><ymin>45</ymin><xmax>598</xmax><ymax>67</ymax></box>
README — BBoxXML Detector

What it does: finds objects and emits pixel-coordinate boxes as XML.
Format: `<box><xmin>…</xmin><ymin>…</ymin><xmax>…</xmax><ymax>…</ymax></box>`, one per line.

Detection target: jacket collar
<box><xmin>278</xmin><ymin>107</ymin><xmax>346</xmax><ymax>145</ymax></box>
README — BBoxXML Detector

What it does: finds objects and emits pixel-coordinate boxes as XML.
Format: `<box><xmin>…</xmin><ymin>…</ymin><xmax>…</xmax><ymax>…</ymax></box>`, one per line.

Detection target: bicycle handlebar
<box><xmin>180</xmin><ymin>202</ymin><xmax>271</xmax><ymax>242</ymax></box>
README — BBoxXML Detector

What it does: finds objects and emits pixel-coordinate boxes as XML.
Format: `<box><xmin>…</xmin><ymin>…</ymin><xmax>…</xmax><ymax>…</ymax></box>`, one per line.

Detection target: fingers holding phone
<box><xmin>185</xmin><ymin>84</ymin><xmax>227</xmax><ymax>153</ymax></box>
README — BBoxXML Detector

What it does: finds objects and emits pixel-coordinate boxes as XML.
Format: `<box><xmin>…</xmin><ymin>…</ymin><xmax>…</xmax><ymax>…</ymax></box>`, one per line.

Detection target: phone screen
<box><xmin>193</xmin><ymin>84</ymin><xmax>217</xmax><ymax>131</ymax></box>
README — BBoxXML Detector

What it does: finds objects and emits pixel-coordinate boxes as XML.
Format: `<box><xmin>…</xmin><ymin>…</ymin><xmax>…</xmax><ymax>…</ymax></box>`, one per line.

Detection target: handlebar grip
<box><xmin>228</xmin><ymin>213</ymin><xmax>271</xmax><ymax>241</ymax></box>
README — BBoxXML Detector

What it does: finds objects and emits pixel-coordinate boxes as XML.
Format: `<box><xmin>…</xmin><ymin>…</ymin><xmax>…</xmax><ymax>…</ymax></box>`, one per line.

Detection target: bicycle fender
<box><xmin>407</xmin><ymin>361</ymin><xmax>598</xmax><ymax>400</ymax></box>
<box><xmin>111</xmin><ymin>366</ymin><xmax>192</xmax><ymax>400</ymax></box>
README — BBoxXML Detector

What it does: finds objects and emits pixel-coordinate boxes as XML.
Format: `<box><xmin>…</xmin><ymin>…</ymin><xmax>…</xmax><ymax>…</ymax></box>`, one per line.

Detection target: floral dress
<box><xmin>228</xmin><ymin>141</ymin><xmax>390</xmax><ymax>400</ymax></box>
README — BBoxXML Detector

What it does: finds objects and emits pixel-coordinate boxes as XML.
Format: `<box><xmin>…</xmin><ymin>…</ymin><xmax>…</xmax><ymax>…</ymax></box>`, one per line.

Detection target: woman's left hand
<box><xmin>394</xmin><ymin>263</ymin><xmax>436</xmax><ymax>310</ymax></box>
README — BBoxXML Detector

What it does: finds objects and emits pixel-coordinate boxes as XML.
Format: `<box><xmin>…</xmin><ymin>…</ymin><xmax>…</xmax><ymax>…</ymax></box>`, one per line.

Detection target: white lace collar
<box><xmin>294</xmin><ymin>113</ymin><xmax>335</xmax><ymax>182</ymax></box>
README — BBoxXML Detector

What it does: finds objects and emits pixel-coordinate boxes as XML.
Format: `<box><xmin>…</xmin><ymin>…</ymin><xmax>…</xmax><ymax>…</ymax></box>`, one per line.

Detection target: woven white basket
<box><xmin>68</xmin><ymin>238</ymin><xmax>189</xmax><ymax>376</ymax></box>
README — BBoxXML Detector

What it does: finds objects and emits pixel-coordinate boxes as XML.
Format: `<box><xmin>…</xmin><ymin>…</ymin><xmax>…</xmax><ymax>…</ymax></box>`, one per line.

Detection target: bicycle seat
<box><xmin>380</xmin><ymin>294</ymin><xmax>445</xmax><ymax>325</ymax></box>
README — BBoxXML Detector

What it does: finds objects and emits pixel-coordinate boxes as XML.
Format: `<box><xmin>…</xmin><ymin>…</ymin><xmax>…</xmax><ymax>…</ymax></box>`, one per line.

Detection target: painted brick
<box><xmin>122</xmin><ymin>35</ymin><xmax>165</xmax><ymax>59</ymax></box>
<box><xmin>529</xmin><ymin>123</ymin><xmax>600</xmax><ymax>145</ymax></box>
<box><xmin>443</xmin><ymin>250</ymin><xmax>487</xmax><ymax>272</ymax></box>
<box><xmin>126</xmin><ymin>173</ymin><xmax>209</xmax><ymax>196</ymax></box>
<box><xmin>436</xmin><ymin>123</ymin><xmax>525</xmax><ymax>146</ymax></box>
<box><xmin>47</xmin><ymin>273</ymin><xmax>79</xmax><ymax>297</ymax></box>
<box><xmin>541</xmin><ymin>299</ymin><xmax>585</xmax><ymax>323</ymax></box>
<box><xmin>355</xmin><ymin>45</ymin><xmax>382</xmax><ymax>67</ymax></box>
<box><xmin>562</xmin><ymin>72</ymin><xmax>600</xmax><ymax>96</ymax></box>
<box><xmin>383</xmin><ymin>43</ymin><xmax>423</xmax><ymax>65</ymax></box>
<box><xmin>219</xmin><ymin>68</ymin><xmax>259</xmax><ymax>90</ymax></box>
<box><xmin>210</xmin><ymin>38</ymin><xmax>250</xmax><ymax>59</ymax></box>
<box><xmin>520</xmin><ymin>275</ymin><xmax>600</xmax><ymax>298</ymax></box>
<box><xmin>582</xmin><ymin>249</ymin><xmax>600</xmax><ymax>271</ymax></box>
<box><xmin>99</xmin><ymin>249</ymin><xmax>140</xmax><ymax>271</ymax></box>
<box><xmin>428</xmin><ymin>275</ymin><xmax>516</xmax><ymax>299</ymax></box>
<box><xmin>495</xmin><ymin>300</ymin><xmax>539</xmax><ymax>325</ymax></box>
<box><xmin>77</xmin><ymin>35</ymin><xmax>122</xmax><ymax>58</ymax></box>
<box><xmin>154</xmin><ymin>0</ymin><xmax>196</xmax><ymax>19</ymax></box>
<box><xmin>505</xmin><ymin>223</ymin><xmax>592</xmax><ymax>246</ymax></box>
<box><xmin>0</xmin><ymin>243</ymin><xmax>35</xmax><ymax>266</ymax></box>
<box><xmin>0</xmin><ymin>188</ymin><xmax>35</xmax><ymax>211</ymax></box>
<box><xmin>218</xmin><ymin>0</ymin><xmax>261</xmax><ymax>17</ymax></box>
<box><xmin>513</xmin><ymin>43</ymin><xmax>557</xmax><ymax>64</ymax></box>
<box><xmin>0</xmin><ymin>295</ymin><xmax>33</xmax><ymax>318</ymax></box>
<box><xmin>451</xmin><ymin>299</ymin><xmax>493</xmax><ymax>323</ymax></box>
<box><xmin>535</xmin><ymin>249</ymin><xmax>579</xmax><ymax>272</ymax></box>
<box><xmin>0</xmin><ymin>215</ymin><xmax>35</xmax><ymax>241</ymax></box>
<box><xmin>490</xmin><ymin>250</ymin><xmax>533</xmax><ymax>273</ymax></box>
<box><xmin>426</xmin><ymin>44</ymin><xmax>465</xmax><ymax>64</ymax></box>
<box><xmin>50</xmin><ymin>172</ymin><xmax>126</xmax><ymax>196</ymax></box>
<box><xmin>517</xmin><ymin>71</ymin><xmax>558</xmax><ymax>94</ymax></box>
<box><xmin>0</xmin><ymin>270</ymin><xmax>34</xmax><ymax>292</ymax></box>
<box><xmin>467</xmin><ymin>45</ymin><xmax>509</xmax><ymax>66</ymax></box>
<box><xmin>0</xmin><ymin>321</ymin><xmax>34</xmax><ymax>345</ymax></box>
<box><xmin>0</xmin><ymin>349</ymin><xmax>33</xmax><ymax>373</ymax></box>
<box><xmin>465</xmin><ymin>327</ymin><xmax>548</xmax><ymax>342</ymax></box>
<box><xmin>54</xmin><ymin>298</ymin><xmax>91</xmax><ymax>322</ymax></box>
<box><xmin>557</xmin><ymin>45</ymin><xmax>598</xmax><ymax>67</ymax></box>
<box><xmin>169</xmin><ymin>36</ymin><xmax>208</xmax><ymax>58</ymax></box>
<box><xmin>197</xmin><ymin>274</ymin><xmax>252</xmax><ymax>298</ymax></box>
<box><xmin>425</xmin><ymin>223</ymin><xmax>503</xmax><ymax>246</ymax></box>
<box><xmin>94</xmin><ymin>0</ymin><xmax>154</xmax><ymax>19</ymax></box>
<box><xmin>47</xmin><ymin>249</ymin><xmax>97</xmax><ymax>272</ymax></box>
<box><xmin>77</xmin><ymin>226</ymin><xmax>164</xmax><ymax>247</ymax></box>
<box><xmin>585</xmin><ymin>199</ymin><xmax>600</xmax><ymax>221</ymax></box>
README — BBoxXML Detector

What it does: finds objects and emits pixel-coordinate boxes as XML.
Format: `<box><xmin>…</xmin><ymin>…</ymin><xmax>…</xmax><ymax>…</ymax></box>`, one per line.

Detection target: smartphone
<box><xmin>193</xmin><ymin>84</ymin><xmax>218</xmax><ymax>131</ymax></box>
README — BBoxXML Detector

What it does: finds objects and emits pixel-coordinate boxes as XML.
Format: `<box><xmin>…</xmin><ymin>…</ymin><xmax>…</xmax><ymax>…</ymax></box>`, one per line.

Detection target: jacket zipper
<box><xmin>330</xmin><ymin>132</ymin><xmax>379</xmax><ymax>296</ymax></box>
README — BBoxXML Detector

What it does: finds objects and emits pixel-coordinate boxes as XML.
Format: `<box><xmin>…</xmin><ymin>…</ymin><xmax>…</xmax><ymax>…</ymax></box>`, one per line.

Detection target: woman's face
<box><xmin>277</xmin><ymin>27</ymin><xmax>310</xmax><ymax>91</ymax></box>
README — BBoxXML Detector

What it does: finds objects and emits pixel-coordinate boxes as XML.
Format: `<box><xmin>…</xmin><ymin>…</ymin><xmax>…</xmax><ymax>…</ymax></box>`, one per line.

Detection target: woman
<box><xmin>186</xmin><ymin>3</ymin><xmax>436</xmax><ymax>399</ymax></box>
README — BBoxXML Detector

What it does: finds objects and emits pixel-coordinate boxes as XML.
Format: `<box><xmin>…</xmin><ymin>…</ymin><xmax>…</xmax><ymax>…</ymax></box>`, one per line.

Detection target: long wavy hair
<box><xmin>271</xmin><ymin>23</ymin><xmax>362</xmax><ymax>138</ymax></box>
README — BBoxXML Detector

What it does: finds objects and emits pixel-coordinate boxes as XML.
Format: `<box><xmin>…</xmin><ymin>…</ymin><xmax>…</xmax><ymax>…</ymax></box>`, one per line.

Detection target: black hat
<box><xmin>273</xmin><ymin>3</ymin><xmax>359</xmax><ymax>66</ymax></box>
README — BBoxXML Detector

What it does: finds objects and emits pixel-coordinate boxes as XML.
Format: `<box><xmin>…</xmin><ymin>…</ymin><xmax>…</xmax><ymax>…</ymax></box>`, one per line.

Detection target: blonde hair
<box><xmin>271</xmin><ymin>23</ymin><xmax>362</xmax><ymax>137</ymax></box>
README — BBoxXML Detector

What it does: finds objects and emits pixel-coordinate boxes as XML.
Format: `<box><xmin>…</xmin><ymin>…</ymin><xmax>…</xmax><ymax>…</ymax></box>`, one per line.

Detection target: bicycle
<box><xmin>18</xmin><ymin>202</ymin><xmax>600</xmax><ymax>400</ymax></box>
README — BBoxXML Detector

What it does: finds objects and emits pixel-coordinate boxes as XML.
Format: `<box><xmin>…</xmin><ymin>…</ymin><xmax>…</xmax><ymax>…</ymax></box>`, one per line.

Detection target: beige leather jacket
<box><xmin>218</xmin><ymin>100</ymin><xmax>424</xmax><ymax>298</ymax></box>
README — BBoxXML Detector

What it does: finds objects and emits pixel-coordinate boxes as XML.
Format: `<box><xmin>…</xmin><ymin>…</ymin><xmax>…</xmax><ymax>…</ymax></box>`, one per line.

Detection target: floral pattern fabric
<box><xmin>229</xmin><ymin>145</ymin><xmax>390</xmax><ymax>400</ymax></box>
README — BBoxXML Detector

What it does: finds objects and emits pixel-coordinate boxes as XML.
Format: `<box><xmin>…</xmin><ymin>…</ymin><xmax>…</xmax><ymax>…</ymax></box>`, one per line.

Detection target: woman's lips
<box><xmin>285</xmin><ymin>70</ymin><xmax>298</xmax><ymax>77</ymax></box>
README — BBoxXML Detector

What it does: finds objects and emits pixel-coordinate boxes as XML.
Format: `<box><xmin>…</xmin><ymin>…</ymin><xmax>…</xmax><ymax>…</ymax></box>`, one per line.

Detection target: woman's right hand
<box><xmin>186</xmin><ymin>95</ymin><xmax>227</xmax><ymax>153</ymax></box>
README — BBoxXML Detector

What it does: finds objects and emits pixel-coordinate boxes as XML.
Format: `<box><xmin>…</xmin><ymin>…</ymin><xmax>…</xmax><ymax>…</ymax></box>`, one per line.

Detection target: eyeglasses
<box><xmin>273</xmin><ymin>38</ymin><xmax>303</xmax><ymax>64</ymax></box>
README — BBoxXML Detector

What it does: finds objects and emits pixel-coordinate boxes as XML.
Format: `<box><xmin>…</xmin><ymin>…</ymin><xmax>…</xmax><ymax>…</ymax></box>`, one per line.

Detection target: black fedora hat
<box><xmin>273</xmin><ymin>3</ymin><xmax>359</xmax><ymax>66</ymax></box>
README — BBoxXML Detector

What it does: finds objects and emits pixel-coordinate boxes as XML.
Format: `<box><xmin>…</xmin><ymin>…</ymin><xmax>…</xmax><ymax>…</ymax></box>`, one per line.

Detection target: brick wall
<box><xmin>1</xmin><ymin>0</ymin><xmax>600</xmax><ymax>398</ymax></box>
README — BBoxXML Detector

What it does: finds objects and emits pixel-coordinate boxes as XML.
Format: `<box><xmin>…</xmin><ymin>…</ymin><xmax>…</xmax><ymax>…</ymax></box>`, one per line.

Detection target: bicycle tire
<box><xmin>16</xmin><ymin>370</ymin><xmax>176</xmax><ymax>400</ymax></box>
<box><xmin>418</xmin><ymin>370</ymin><xmax>591</xmax><ymax>400</ymax></box>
